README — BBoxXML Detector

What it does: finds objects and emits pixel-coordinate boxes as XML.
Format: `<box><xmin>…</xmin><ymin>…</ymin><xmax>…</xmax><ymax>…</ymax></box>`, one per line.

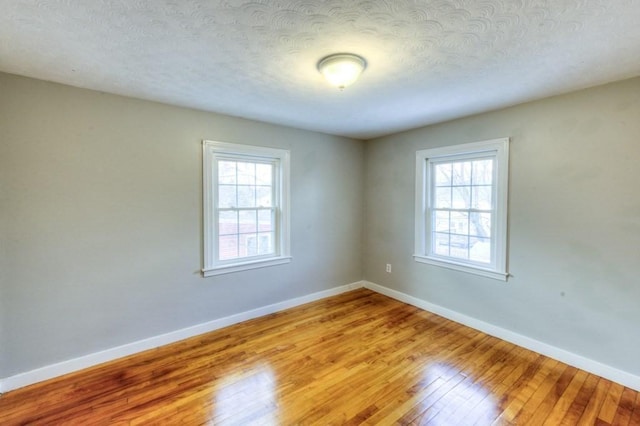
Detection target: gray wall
<box><xmin>3</xmin><ymin>70</ymin><xmax>640</xmax><ymax>382</ymax></box>
<box><xmin>0</xmin><ymin>166</ymin><xmax>5</xmax><ymax>374</ymax></box>
<box><xmin>364</xmin><ymin>77</ymin><xmax>640</xmax><ymax>375</ymax></box>
<box><xmin>0</xmin><ymin>72</ymin><xmax>364</xmax><ymax>378</ymax></box>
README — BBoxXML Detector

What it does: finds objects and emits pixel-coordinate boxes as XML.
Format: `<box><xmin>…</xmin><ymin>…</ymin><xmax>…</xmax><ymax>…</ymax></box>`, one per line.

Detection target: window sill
<box><xmin>413</xmin><ymin>255</ymin><xmax>508</xmax><ymax>281</ymax></box>
<box><xmin>202</xmin><ymin>256</ymin><xmax>292</xmax><ymax>277</ymax></box>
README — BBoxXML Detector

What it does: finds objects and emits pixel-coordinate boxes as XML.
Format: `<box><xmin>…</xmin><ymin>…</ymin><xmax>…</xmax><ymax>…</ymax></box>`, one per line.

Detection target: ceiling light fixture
<box><xmin>317</xmin><ymin>53</ymin><xmax>367</xmax><ymax>90</ymax></box>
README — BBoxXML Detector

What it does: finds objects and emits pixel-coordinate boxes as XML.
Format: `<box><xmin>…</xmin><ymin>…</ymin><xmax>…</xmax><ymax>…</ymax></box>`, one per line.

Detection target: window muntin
<box><xmin>414</xmin><ymin>138</ymin><xmax>509</xmax><ymax>281</ymax></box>
<box><xmin>203</xmin><ymin>141</ymin><xmax>290</xmax><ymax>276</ymax></box>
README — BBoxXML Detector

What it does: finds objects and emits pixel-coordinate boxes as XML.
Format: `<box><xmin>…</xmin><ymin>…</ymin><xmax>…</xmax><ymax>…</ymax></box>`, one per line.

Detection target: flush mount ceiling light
<box><xmin>317</xmin><ymin>53</ymin><xmax>367</xmax><ymax>90</ymax></box>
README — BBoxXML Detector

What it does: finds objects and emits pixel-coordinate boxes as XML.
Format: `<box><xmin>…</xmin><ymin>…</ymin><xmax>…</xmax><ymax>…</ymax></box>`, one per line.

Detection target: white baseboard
<box><xmin>0</xmin><ymin>281</ymin><xmax>364</xmax><ymax>393</ymax></box>
<box><xmin>362</xmin><ymin>281</ymin><xmax>640</xmax><ymax>392</ymax></box>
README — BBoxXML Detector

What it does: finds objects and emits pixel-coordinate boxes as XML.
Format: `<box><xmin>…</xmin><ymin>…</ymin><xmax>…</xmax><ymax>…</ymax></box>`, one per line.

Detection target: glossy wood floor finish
<box><xmin>1</xmin><ymin>289</ymin><xmax>639</xmax><ymax>425</ymax></box>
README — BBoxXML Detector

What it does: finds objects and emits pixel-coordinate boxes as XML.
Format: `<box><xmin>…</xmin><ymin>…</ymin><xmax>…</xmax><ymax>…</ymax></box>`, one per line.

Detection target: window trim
<box><xmin>202</xmin><ymin>140</ymin><xmax>291</xmax><ymax>277</ymax></box>
<box><xmin>414</xmin><ymin>138</ymin><xmax>509</xmax><ymax>281</ymax></box>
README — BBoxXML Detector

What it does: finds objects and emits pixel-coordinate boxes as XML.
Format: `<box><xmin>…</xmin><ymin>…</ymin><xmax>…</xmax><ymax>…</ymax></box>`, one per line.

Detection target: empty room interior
<box><xmin>1</xmin><ymin>1</ymin><xmax>640</xmax><ymax>424</ymax></box>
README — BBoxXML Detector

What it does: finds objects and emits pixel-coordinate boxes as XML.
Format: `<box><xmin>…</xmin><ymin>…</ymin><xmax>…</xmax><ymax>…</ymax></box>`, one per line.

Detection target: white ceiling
<box><xmin>1</xmin><ymin>0</ymin><xmax>639</xmax><ymax>139</ymax></box>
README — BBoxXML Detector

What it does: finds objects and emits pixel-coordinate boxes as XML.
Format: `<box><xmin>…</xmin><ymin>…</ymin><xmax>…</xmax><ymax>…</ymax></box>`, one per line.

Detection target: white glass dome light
<box><xmin>317</xmin><ymin>53</ymin><xmax>367</xmax><ymax>90</ymax></box>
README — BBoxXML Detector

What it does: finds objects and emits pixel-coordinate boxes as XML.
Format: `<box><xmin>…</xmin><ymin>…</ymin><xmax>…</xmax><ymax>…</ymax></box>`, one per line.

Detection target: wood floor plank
<box><xmin>449</xmin><ymin>345</ymin><xmax>528</xmax><ymax>424</ymax></box>
<box><xmin>420</xmin><ymin>339</ymin><xmax>515</xmax><ymax>424</ymax></box>
<box><xmin>629</xmin><ymin>391</ymin><xmax>640</xmax><ymax>426</ymax></box>
<box><xmin>488</xmin><ymin>355</ymin><xmax>557</xmax><ymax>424</ymax></box>
<box><xmin>611</xmin><ymin>387</ymin><xmax>637</xmax><ymax>426</ymax></box>
<box><xmin>599</xmin><ymin>382</ymin><xmax>626</xmax><ymax>424</ymax></box>
<box><xmin>542</xmin><ymin>369</ymin><xmax>589</xmax><ymax>425</ymax></box>
<box><xmin>578</xmin><ymin>377</ymin><xmax>613</xmax><ymax>425</ymax></box>
<box><xmin>509</xmin><ymin>357</ymin><xmax>570</xmax><ymax>424</ymax></box>
<box><xmin>560</xmin><ymin>373</ymin><xmax>600</xmax><ymax>425</ymax></box>
<box><xmin>0</xmin><ymin>288</ymin><xmax>638</xmax><ymax>425</ymax></box>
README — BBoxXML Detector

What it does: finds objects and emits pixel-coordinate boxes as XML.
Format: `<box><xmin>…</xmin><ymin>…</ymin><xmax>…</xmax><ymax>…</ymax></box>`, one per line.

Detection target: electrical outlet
<box><xmin>386</xmin><ymin>264</ymin><xmax>392</xmax><ymax>273</ymax></box>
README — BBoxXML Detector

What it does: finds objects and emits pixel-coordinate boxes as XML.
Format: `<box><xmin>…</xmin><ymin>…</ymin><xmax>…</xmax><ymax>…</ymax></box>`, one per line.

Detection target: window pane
<box><xmin>256</xmin><ymin>185</ymin><xmax>273</xmax><ymax>207</ymax></box>
<box><xmin>470</xmin><ymin>212</ymin><xmax>491</xmax><ymax>237</ymax></box>
<box><xmin>434</xmin><ymin>163</ymin><xmax>452</xmax><ymax>186</ymax></box>
<box><xmin>240</xmin><ymin>234</ymin><xmax>258</xmax><ymax>257</ymax></box>
<box><xmin>219</xmin><ymin>235</ymin><xmax>238</xmax><ymax>260</ymax></box>
<box><xmin>433</xmin><ymin>232</ymin><xmax>450</xmax><ymax>256</ymax></box>
<box><xmin>218</xmin><ymin>161</ymin><xmax>236</xmax><ymax>184</ymax></box>
<box><xmin>452</xmin><ymin>161</ymin><xmax>471</xmax><ymax>185</ymax></box>
<box><xmin>450</xmin><ymin>235</ymin><xmax>469</xmax><ymax>259</ymax></box>
<box><xmin>472</xmin><ymin>159</ymin><xmax>493</xmax><ymax>185</ymax></box>
<box><xmin>218</xmin><ymin>185</ymin><xmax>236</xmax><ymax>208</ymax></box>
<box><xmin>470</xmin><ymin>237</ymin><xmax>491</xmax><ymax>263</ymax></box>
<box><xmin>237</xmin><ymin>185</ymin><xmax>256</xmax><ymax>208</ymax></box>
<box><xmin>239</xmin><ymin>210</ymin><xmax>257</xmax><ymax>234</ymax></box>
<box><xmin>237</xmin><ymin>162</ymin><xmax>255</xmax><ymax>185</ymax></box>
<box><xmin>257</xmin><ymin>232</ymin><xmax>274</xmax><ymax>255</ymax></box>
<box><xmin>258</xmin><ymin>209</ymin><xmax>274</xmax><ymax>232</ymax></box>
<box><xmin>434</xmin><ymin>211</ymin><xmax>450</xmax><ymax>232</ymax></box>
<box><xmin>452</xmin><ymin>186</ymin><xmax>470</xmax><ymax>209</ymax></box>
<box><xmin>472</xmin><ymin>185</ymin><xmax>492</xmax><ymax>210</ymax></box>
<box><xmin>450</xmin><ymin>211</ymin><xmax>469</xmax><ymax>235</ymax></box>
<box><xmin>256</xmin><ymin>163</ymin><xmax>273</xmax><ymax>186</ymax></box>
<box><xmin>435</xmin><ymin>187</ymin><xmax>451</xmax><ymax>208</ymax></box>
<box><xmin>218</xmin><ymin>211</ymin><xmax>238</xmax><ymax>236</ymax></box>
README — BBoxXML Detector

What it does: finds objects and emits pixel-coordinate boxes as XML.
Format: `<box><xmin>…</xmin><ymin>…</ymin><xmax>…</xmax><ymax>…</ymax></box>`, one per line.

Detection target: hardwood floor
<box><xmin>1</xmin><ymin>289</ymin><xmax>638</xmax><ymax>425</ymax></box>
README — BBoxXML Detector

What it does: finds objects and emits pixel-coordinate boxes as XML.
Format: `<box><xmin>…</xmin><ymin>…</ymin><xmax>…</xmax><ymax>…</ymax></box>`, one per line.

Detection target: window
<box><xmin>414</xmin><ymin>138</ymin><xmax>509</xmax><ymax>280</ymax></box>
<box><xmin>203</xmin><ymin>140</ymin><xmax>291</xmax><ymax>276</ymax></box>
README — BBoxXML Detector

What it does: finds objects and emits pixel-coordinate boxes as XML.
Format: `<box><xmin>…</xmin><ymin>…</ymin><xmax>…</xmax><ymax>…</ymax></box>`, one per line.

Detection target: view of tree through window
<box><xmin>431</xmin><ymin>158</ymin><xmax>494</xmax><ymax>263</ymax></box>
<box><xmin>217</xmin><ymin>160</ymin><xmax>275</xmax><ymax>261</ymax></box>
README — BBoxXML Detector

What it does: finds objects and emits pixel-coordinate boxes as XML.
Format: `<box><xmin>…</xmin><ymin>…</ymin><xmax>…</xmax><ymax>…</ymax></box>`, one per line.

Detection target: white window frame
<box><xmin>202</xmin><ymin>140</ymin><xmax>291</xmax><ymax>277</ymax></box>
<box><xmin>414</xmin><ymin>138</ymin><xmax>509</xmax><ymax>281</ymax></box>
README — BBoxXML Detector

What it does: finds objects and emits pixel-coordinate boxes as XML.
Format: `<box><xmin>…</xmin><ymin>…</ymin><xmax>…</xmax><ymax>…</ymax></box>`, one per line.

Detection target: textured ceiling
<box><xmin>1</xmin><ymin>0</ymin><xmax>639</xmax><ymax>139</ymax></box>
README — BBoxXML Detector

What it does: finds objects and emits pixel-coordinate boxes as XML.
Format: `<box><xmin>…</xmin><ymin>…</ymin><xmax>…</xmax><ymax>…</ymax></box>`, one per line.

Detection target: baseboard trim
<box><xmin>0</xmin><ymin>281</ymin><xmax>364</xmax><ymax>393</ymax></box>
<box><xmin>362</xmin><ymin>280</ymin><xmax>640</xmax><ymax>392</ymax></box>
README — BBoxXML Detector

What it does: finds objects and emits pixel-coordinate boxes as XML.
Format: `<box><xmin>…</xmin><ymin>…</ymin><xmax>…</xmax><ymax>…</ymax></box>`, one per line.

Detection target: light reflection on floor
<box><xmin>214</xmin><ymin>363</ymin><xmax>278</xmax><ymax>425</ymax></box>
<box><xmin>210</xmin><ymin>362</ymin><xmax>501</xmax><ymax>424</ymax></box>
<box><xmin>418</xmin><ymin>363</ymin><xmax>499</xmax><ymax>424</ymax></box>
